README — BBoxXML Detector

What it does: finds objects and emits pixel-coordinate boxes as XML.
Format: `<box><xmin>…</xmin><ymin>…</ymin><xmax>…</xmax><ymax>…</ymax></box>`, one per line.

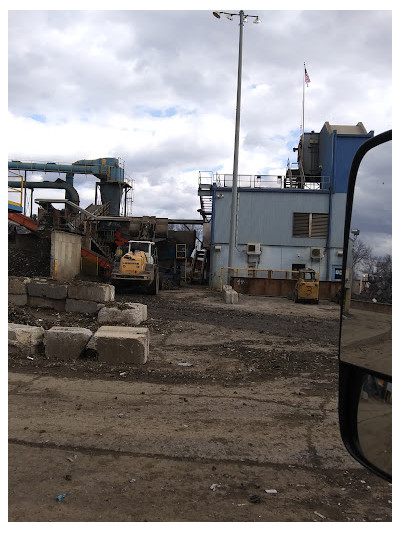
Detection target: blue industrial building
<box><xmin>198</xmin><ymin>122</ymin><xmax>373</xmax><ymax>289</ymax></box>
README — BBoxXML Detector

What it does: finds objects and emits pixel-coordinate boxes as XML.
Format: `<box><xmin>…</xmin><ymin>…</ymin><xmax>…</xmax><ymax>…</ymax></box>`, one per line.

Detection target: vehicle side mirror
<box><xmin>339</xmin><ymin>130</ymin><xmax>392</xmax><ymax>482</ymax></box>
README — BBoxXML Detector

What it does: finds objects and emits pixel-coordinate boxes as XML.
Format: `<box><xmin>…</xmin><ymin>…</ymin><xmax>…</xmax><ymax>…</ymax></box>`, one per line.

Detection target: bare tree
<box><xmin>352</xmin><ymin>239</ymin><xmax>373</xmax><ymax>277</ymax></box>
<box><xmin>363</xmin><ymin>254</ymin><xmax>392</xmax><ymax>303</ymax></box>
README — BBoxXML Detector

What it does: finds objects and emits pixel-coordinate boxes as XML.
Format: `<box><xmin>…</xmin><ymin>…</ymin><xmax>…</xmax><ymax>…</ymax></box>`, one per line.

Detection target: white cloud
<box><xmin>8</xmin><ymin>9</ymin><xmax>392</xmax><ymax>220</ymax></box>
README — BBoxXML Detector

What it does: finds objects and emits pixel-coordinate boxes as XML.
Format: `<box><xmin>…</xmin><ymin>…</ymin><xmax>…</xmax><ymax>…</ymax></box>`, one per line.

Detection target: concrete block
<box><xmin>223</xmin><ymin>290</ymin><xmax>232</xmax><ymax>304</ymax></box>
<box><xmin>223</xmin><ymin>285</ymin><xmax>239</xmax><ymax>304</ymax></box>
<box><xmin>28</xmin><ymin>296</ymin><xmax>66</xmax><ymax>312</ymax></box>
<box><xmin>8</xmin><ymin>294</ymin><xmax>28</xmax><ymax>306</ymax></box>
<box><xmin>97</xmin><ymin>306</ymin><xmax>122</xmax><ymax>325</ymax></box>
<box><xmin>65</xmin><ymin>299</ymin><xmax>104</xmax><ymax>314</ymax></box>
<box><xmin>68</xmin><ymin>281</ymin><xmax>115</xmax><ymax>303</ymax></box>
<box><xmin>8</xmin><ymin>323</ymin><xmax>44</xmax><ymax>356</ymax></box>
<box><xmin>124</xmin><ymin>302</ymin><xmax>147</xmax><ymax>321</ymax></box>
<box><xmin>97</xmin><ymin>303</ymin><xmax>147</xmax><ymax>326</ymax></box>
<box><xmin>87</xmin><ymin>326</ymin><xmax>149</xmax><ymax>364</ymax></box>
<box><xmin>27</xmin><ymin>279</ymin><xmax>68</xmax><ymax>300</ymax></box>
<box><xmin>8</xmin><ymin>276</ymin><xmax>31</xmax><ymax>295</ymax></box>
<box><xmin>44</xmin><ymin>326</ymin><xmax>93</xmax><ymax>360</ymax></box>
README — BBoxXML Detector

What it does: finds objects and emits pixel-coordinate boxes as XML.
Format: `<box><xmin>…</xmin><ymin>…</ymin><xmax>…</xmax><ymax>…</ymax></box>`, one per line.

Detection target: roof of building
<box><xmin>323</xmin><ymin>121</ymin><xmax>368</xmax><ymax>135</ymax></box>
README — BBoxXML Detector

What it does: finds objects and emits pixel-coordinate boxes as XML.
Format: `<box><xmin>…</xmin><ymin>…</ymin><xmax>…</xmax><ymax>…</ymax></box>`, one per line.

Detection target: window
<box><xmin>293</xmin><ymin>213</ymin><xmax>328</xmax><ymax>238</ymax></box>
<box><xmin>291</xmin><ymin>263</ymin><xmax>306</xmax><ymax>279</ymax></box>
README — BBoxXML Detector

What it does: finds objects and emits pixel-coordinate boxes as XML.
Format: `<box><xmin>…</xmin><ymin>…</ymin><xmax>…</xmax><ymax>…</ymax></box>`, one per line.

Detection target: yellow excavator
<box><xmin>293</xmin><ymin>268</ymin><xmax>319</xmax><ymax>304</ymax></box>
<box><xmin>111</xmin><ymin>240</ymin><xmax>160</xmax><ymax>294</ymax></box>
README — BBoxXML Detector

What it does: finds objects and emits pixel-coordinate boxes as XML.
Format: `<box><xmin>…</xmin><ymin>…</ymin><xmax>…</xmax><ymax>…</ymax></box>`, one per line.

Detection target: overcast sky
<box><xmin>8</xmin><ymin>4</ymin><xmax>392</xmax><ymax>224</ymax></box>
<box><xmin>352</xmin><ymin>139</ymin><xmax>392</xmax><ymax>256</ymax></box>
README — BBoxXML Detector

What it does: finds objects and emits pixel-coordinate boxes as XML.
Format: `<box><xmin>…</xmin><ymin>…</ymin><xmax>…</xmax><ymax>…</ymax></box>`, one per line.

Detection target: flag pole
<box><xmin>302</xmin><ymin>62</ymin><xmax>306</xmax><ymax>143</ymax></box>
<box><xmin>302</xmin><ymin>63</ymin><xmax>311</xmax><ymax>173</ymax></box>
<box><xmin>302</xmin><ymin>63</ymin><xmax>305</xmax><ymax>174</ymax></box>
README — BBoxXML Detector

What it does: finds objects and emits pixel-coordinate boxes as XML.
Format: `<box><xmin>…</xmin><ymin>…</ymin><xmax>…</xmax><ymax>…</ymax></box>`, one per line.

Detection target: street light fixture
<box><xmin>213</xmin><ymin>10</ymin><xmax>260</xmax><ymax>275</ymax></box>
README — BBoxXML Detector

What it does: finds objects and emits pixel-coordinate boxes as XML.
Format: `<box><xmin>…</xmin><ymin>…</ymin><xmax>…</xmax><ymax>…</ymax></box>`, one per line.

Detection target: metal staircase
<box><xmin>198</xmin><ymin>172</ymin><xmax>214</xmax><ymax>221</ymax></box>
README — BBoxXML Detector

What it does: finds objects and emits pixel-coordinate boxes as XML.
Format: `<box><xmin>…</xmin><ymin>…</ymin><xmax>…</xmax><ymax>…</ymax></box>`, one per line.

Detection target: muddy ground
<box><xmin>8</xmin><ymin>285</ymin><xmax>392</xmax><ymax>522</ymax></box>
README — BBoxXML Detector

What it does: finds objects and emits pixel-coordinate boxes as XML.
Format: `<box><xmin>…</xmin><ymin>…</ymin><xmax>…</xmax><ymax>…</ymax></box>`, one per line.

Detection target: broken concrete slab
<box><xmin>44</xmin><ymin>326</ymin><xmax>93</xmax><ymax>360</ymax></box>
<box><xmin>87</xmin><ymin>326</ymin><xmax>149</xmax><ymax>364</ymax></box>
<box><xmin>97</xmin><ymin>303</ymin><xmax>147</xmax><ymax>326</ymax></box>
<box><xmin>8</xmin><ymin>276</ymin><xmax>31</xmax><ymax>295</ymax></box>
<box><xmin>67</xmin><ymin>282</ymin><xmax>115</xmax><ymax>303</ymax></box>
<box><xmin>27</xmin><ymin>279</ymin><xmax>68</xmax><ymax>300</ymax></box>
<box><xmin>8</xmin><ymin>323</ymin><xmax>45</xmax><ymax>356</ymax></box>
<box><xmin>65</xmin><ymin>299</ymin><xmax>104</xmax><ymax>314</ymax></box>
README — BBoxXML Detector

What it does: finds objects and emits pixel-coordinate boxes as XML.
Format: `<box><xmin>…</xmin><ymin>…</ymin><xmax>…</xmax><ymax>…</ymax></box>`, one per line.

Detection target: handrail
<box><xmin>199</xmin><ymin>171</ymin><xmax>330</xmax><ymax>191</ymax></box>
<box><xmin>8</xmin><ymin>170</ymin><xmax>23</xmax><ymax>209</ymax></box>
<box><xmin>219</xmin><ymin>266</ymin><xmax>320</xmax><ymax>290</ymax></box>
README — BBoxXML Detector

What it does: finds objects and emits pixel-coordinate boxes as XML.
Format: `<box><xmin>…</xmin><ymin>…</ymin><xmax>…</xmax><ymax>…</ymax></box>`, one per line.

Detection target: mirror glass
<box><xmin>340</xmin><ymin>138</ymin><xmax>392</xmax><ymax>476</ymax></box>
<box><xmin>358</xmin><ymin>374</ymin><xmax>392</xmax><ymax>475</ymax></box>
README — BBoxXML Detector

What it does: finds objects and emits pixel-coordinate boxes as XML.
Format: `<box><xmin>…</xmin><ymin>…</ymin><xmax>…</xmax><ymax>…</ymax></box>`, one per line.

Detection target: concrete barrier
<box><xmin>8</xmin><ymin>294</ymin><xmax>28</xmax><ymax>306</ymax></box>
<box><xmin>222</xmin><ymin>284</ymin><xmax>239</xmax><ymax>304</ymax></box>
<box><xmin>87</xmin><ymin>326</ymin><xmax>149</xmax><ymax>364</ymax></box>
<box><xmin>8</xmin><ymin>276</ymin><xmax>31</xmax><ymax>295</ymax></box>
<box><xmin>68</xmin><ymin>282</ymin><xmax>115</xmax><ymax>303</ymax></box>
<box><xmin>65</xmin><ymin>299</ymin><xmax>104</xmax><ymax>314</ymax></box>
<box><xmin>28</xmin><ymin>296</ymin><xmax>66</xmax><ymax>312</ymax></box>
<box><xmin>8</xmin><ymin>277</ymin><xmax>30</xmax><ymax>306</ymax></box>
<box><xmin>27</xmin><ymin>279</ymin><xmax>68</xmax><ymax>300</ymax></box>
<box><xmin>44</xmin><ymin>326</ymin><xmax>93</xmax><ymax>360</ymax></box>
<box><xmin>8</xmin><ymin>277</ymin><xmax>115</xmax><ymax>314</ymax></box>
<box><xmin>8</xmin><ymin>323</ymin><xmax>44</xmax><ymax>356</ymax></box>
<box><xmin>97</xmin><ymin>303</ymin><xmax>147</xmax><ymax>326</ymax></box>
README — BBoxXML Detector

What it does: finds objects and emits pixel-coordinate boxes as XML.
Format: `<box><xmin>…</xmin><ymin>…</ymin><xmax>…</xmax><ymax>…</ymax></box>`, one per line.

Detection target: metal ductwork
<box><xmin>8</xmin><ymin>158</ymin><xmax>125</xmax><ymax>216</ymax></box>
<box><xmin>8</xmin><ymin>179</ymin><xmax>80</xmax><ymax>205</ymax></box>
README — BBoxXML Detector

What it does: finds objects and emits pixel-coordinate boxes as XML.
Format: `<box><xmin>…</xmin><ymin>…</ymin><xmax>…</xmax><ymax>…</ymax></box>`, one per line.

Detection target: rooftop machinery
<box><xmin>8</xmin><ymin>157</ymin><xmax>130</xmax><ymax>216</ymax></box>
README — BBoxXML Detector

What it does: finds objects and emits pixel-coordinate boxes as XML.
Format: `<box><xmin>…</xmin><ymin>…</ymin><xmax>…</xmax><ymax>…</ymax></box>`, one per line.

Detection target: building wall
<box><xmin>207</xmin><ymin>122</ymin><xmax>374</xmax><ymax>289</ymax></box>
<box><xmin>209</xmin><ymin>188</ymin><xmax>347</xmax><ymax>287</ymax></box>
<box><xmin>319</xmin><ymin>124</ymin><xmax>374</xmax><ymax>193</ymax></box>
<box><xmin>214</xmin><ymin>189</ymin><xmax>332</xmax><ymax>245</ymax></box>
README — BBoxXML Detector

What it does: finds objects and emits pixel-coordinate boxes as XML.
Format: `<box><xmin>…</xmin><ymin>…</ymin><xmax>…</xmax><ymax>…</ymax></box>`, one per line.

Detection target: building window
<box><xmin>293</xmin><ymin>213</ymin><xmax>328</xmax><ymax>238</ymax></box>
<box><xmin>292</xmin><ymin>263</ymin><xmax>306</xmax><ymax>279</ymax></box>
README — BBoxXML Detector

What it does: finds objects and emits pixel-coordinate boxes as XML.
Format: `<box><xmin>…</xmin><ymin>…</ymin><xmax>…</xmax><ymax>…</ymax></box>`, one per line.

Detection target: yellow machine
<box><xmin>111</xmin><ymin>240</ymin><xmax>160</xmax><ymax>294</ymax></box>
<box><xmin>120</xmin><ymin>250</ymin><xmax>148</xmax><ymax>276</ymax></box>
<box><xmin>293</xmin><ymin>268</ymin><xmax>319</xmax><ymax>304</ymax></box>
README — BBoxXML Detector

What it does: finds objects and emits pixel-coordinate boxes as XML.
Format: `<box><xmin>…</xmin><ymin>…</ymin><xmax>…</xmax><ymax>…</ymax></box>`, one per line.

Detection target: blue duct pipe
<box><xmin>8</xmin><ymin>158</ymin><xmax>124</xmax><ymax>215</ymax></box>
<box><xmin>8</xmin><ymin>158</ymin><xmax>124</xmax><ymax>183</ymax></box>
<box><xmin>8</xmin><ymin>179</ymin><xmax>79</xmax><ymax>205</ymax></box>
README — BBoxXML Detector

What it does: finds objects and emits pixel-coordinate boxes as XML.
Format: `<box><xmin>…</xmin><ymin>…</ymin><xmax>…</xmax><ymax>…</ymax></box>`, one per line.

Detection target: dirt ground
<box><xmin>8</xmin><ymin>285</ymin><xmax>392</xmax><ymax>522</ymax></box>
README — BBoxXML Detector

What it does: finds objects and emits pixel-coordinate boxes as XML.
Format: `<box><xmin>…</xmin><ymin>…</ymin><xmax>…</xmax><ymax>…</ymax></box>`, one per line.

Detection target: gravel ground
<box><xmin>8</xmin><ymin>284</ymin><xmax>392</xmax><ymax>522</ymax></box>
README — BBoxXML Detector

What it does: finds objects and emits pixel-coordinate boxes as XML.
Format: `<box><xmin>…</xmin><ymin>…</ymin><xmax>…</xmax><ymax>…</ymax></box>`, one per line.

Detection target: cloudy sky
<box><xmin>8</xmin><ymin>3</ymin><xmax>392</xmax><ymax>224</ymax></box>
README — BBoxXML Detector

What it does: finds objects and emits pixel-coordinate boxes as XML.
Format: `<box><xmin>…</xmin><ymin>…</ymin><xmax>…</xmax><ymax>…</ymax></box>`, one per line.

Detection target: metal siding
<box><xmin>213</xmin><ymin>190</ymin><xmax>232</xmax><ymax>243</ymax></box>
<box><xmin>334</xmin><ymin>135</ymin><xmax>374</xmax><ymax>193</ymax></box>
<box><xmin>236</xmin><ymin>190</ymin><xmax>329</xmax><ymax>245</ymax></box>
<box><xmin>330</xmin><ymin>194</ymin><xmax>347</xmax><ymax>247</ymax></box>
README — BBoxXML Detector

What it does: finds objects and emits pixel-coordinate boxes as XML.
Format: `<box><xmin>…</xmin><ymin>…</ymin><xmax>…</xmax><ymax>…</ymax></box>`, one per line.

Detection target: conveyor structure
<box><xmin>8</xmin><ymin>158</ymin><xmax>129</xmax><ymax>216</ymax></box>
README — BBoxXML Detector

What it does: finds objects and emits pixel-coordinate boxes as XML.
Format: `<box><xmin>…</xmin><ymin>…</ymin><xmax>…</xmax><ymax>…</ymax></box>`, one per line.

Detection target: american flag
<box><xmin>304</xmin><ymin>67</ymin><xmax>311</xmax><ymax>87</ymax></box>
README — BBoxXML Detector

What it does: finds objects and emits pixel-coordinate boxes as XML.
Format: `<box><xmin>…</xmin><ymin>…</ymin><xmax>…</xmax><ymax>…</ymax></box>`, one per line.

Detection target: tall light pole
<box><xmin>213</xmin><ymin>10</ymin><xmax>260</xmax><ymax>272</ymax></box>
